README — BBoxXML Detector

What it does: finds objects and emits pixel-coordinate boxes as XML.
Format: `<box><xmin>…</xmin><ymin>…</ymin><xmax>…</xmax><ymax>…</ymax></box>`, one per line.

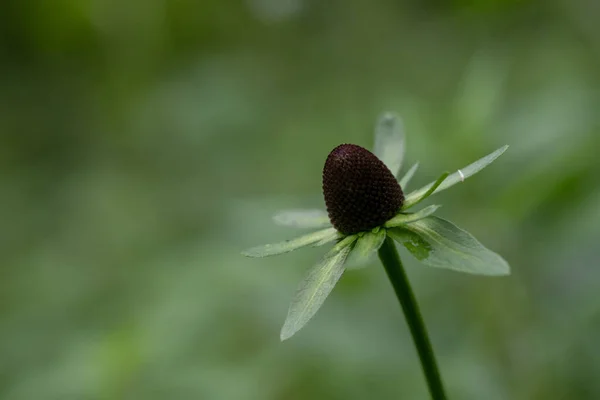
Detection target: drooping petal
<box><xmin>345</xmin><ymin>228</ymin><xmax>387</xmax><ymax>269</ymax></box>
<box><xmin>384</xmin><ymin>205</ymin><xmax>441</xmax><ymax>228</ymax></box>
<box><xmin>399</xmin><ymin>161</ymin><xmax>419</xmax><ymax>189</ymax></box>
<box><xmin>280</xmin><ymin>236</ymin><xmax>356</xmax><ymax>340</ymax></box>
<box><xmin>242</xmin><ymin>227</ymin><xmax>339</xmax><ymax>258</ymax></box>
<box><xmin>373</xmin><ymin>112</ymin><xmax>405</xmax><ymax>177</ymax></box>
<box><xmin>388</xmin><ymin>216</ymin><xmax>510</xmax><ymax>275</ymax></box>
<box><xmin>402</xmin><ymin>172</ymin><xmax>449</xmax><ymax>210</ymax></box>
<box><xmin>314</xmin><ymin>229</ymin><xmax>344</xmax><ymax>246</ymax></box>
<box><xmin>403</xmin><ymin>146</ymin><xmax>508</xmax><ymax>208</ymax></box>
<box><xmin>273</xmin><ymin>209</ymin><xmax>331</xmax><ymax>229</ymax></box>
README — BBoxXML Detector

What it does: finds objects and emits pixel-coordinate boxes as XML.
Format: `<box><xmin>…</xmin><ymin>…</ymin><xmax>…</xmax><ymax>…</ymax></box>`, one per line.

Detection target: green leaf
<box><xmin>373</xmin><ymin>112</ymin><xmax>405</xmax><ymax>177</ymax></box>
<box><xmin>273</xmin><ymin>209</ymin><xmax>331</xmax><ymax>229</ymax></box>
<box><xmin>242</xmin><ymin>227</ymin><xmax>339</xmax><ymax>258</ymax></box>
<box><xmin>389</xmin><ymin>216</ymin><xmax>510</xmax><ymax>275</ymax></box>
<box><xmin>399</xmin><ymin>162</ymin><xmax>419</xmax><ymax>189</ymax></box>
<box><xmin>402</xmin><ymin>172</ymin><xmax>449</xmax><ymax>210</ymax></box>
<box><xmin>280</xmin><ymin>238</ymin><xmax>356</xmax><ymax>340</ymax></box>
<box><xmin>384</xmin><ymin>205</ymin><xmax>441</xmax><ymax>228</ymax></box>
<box><xmin>403</xmin><ymin>146</ymin><xmax>508</xmax><ymax>208</ymax></box>
<box><xmin>345</xmin><ymin>228</ymin><xmax>387</xmax><ymax>269</ymax></box>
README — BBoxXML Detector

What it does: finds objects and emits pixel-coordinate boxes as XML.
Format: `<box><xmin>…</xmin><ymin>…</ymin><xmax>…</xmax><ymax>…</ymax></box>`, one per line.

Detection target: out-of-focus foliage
<box><xmin>1</xmin><ymin>0</ymin><xmax>599</xmax><ymax>398</ymax></box>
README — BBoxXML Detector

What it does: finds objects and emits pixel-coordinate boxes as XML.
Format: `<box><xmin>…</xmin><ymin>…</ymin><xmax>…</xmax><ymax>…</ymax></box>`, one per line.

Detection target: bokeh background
<box><xmin>2</xmin><ymin>0</ymin><xmax>600</xmax><ymax>399</ymax></box>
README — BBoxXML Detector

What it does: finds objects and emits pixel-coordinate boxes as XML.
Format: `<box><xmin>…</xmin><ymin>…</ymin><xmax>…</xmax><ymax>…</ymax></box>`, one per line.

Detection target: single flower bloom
<box><xmin>243</xmin><ymin>113</ymin><xmax>510</xmax><ymax>340</ymax></box>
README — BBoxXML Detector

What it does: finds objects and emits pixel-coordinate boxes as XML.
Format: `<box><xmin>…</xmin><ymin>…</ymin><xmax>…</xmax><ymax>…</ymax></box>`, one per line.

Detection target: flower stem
<box><xmin>378</xmin><ymin>236</ymin><xmax>447</xmax><ymax>399</ymax></box>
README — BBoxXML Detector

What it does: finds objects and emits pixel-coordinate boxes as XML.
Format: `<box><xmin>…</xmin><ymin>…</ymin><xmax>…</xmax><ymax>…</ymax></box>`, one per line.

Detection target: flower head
<box><xmin>243</xmin><ymin>112</ymin><xmax>509</xmax><ymax>340</ymax></box>
<box><xmin>323</xmin><ymin>144</ymin><xmax>404</xmax><ymax>235</ymax></box>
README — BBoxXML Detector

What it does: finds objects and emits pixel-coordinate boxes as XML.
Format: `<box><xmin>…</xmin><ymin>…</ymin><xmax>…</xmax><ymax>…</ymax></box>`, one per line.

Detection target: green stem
<box><xmin>378</xmin><ymin>236</ymin><xmax>447</xmax><ymax>400</ymax></box>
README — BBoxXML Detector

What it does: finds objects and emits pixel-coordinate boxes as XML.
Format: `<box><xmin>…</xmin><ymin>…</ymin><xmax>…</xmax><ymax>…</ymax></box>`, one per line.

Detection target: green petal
<box><xmin>402</xmin><ymin>172</ymin><xmax>449</xmax><ymax>210</ymax></box>
<box><xmin>384</xmin><ymin>205</ymin><xmax>441</xmax><ymax>228</ymax></box>
<box><xmin>330</xmin><ymin>234</ymin><xmax>358</xmax><ymax>253</ymax></box>
<box><xmin>280</xmin><ymin>237</ymin><xmax>356</xmax><ymax>340</ymax></box>
<box><xmin>314</xmin><ymin>229</ymin><xmax>344</xmax><ymax>246</ymax></box>
<box><xmin>403</xmin><ymin>146</ymin><xmax>508</xmax><ymax>208</ymax></box>
<box><xmin>273</xmin><ymin>209</ymin><xmax>331</xmax><ymax>229</ymax></box>
<box><xmin>242</xmin><ymin>227</ymin><xmax>339</xmax><ymax>258</ymax></box>
<box><xmin>389</xmin><ymin>216</ymin><xmax>510</xmax><ymax>275</ymax></box>
<box><xmin>373</xmin><ymin>112</ymin><xmax>405</xmax><ymax>177</ymax></box>
<box><xmin>345</xmin><ymin>229</ymin><xmax>387</xmax><ymax>269</ymax></box>
<box><xmin>386</xmin><ymin>228</ymin><xmax>432</xmax><ymax>261</ymax></box>
<box><xmin>399</xmin><ymin>162</ymin><xmax>419</xmax><ymax>189</ymax></box>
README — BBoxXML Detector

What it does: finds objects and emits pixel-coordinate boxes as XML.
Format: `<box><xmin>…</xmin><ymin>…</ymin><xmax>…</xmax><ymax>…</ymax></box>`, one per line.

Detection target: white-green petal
<box><xmin>390</xmin><ymin>216</ymin><xmax>510</xmax><ymax>276</ymax></box>
<box><xmin>402</xmin><ymin>172</ymin><xmax>449</xmax><ymax>210</ymax></box>
<box><xmin>242</xmin><ymin>227</ymin><xmax>339</xmax><ymax>258</ymax></box>
<box><xmin>399</xmin><ymin>161</ymin><xmax>419</xmax><ymax>189</ymax></box>
<box><xmin>403</xmin><ymin>145</ymin><xmax>508</xmax><ymax>208</ymax></box>
<box><xmin>280</xmin><ymin>237</ymin><xmax>356</xmax><ymax>340</ymax></box>
<box><xmin>314</xmin><ymin>229</ymin><xmax>344</xmax><ymax>246</ymax></box>
<box><xmin>373</xmin><ymin>112</ymin><xmax>405</xmax><ymax>177</ymax></box>
<box><xmin>273</xmin><ymin>209</ymin><xmax>331</xmax><ymax>229</ymax></box>
<box><xmin>384</xmin><ymin>205</ymin><xmax>441</xmax><ymax>228</ymax></box>
<box><xmin>345</xmin><ymin>229</ymin><xmax>387</xmax><ymax>269</ymax></box>
<box><xmin>330</xmin><ymin>234</ymin><xmax>358</xmax><ymax>253</ymax></box>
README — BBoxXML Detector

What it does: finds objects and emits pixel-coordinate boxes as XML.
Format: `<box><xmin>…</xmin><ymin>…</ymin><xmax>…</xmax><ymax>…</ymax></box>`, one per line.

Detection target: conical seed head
<box><xmin>322</xmin><ymin>144</ymin><xmax>404</xmax><ymax>235</ymax></box>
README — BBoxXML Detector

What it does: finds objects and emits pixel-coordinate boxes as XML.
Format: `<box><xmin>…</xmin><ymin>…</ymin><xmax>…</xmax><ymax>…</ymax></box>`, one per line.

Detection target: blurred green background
<box><xmin>1</xmin><ymin>0</ymin><xmax>600</xmax><ymax>399</ymax></box>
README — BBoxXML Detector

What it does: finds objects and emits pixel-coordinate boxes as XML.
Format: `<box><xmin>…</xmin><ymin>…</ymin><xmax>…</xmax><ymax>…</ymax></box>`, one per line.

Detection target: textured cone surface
<box><xmin>323</xmin><ymin>144</ymin><xmax>404</xmax><ymax>235</ymax></box>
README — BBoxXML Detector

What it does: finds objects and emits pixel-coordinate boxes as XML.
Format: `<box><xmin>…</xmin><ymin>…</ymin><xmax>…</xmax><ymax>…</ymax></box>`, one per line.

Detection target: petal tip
<box><xmin>279</xmin><ymin>325</ymin><xmax>295</xmax><ymax>341</ymax></box>
<box><xmin>241</xmin><ymin>249</ymin><xmax>260</xmax><ymax>258</ymax></box>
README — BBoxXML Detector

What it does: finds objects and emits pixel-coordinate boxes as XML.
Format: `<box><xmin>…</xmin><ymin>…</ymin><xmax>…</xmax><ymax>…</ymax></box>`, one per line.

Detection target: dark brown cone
<box><xmin>322</xmin><ymin>144</ymin><xmax>404</xmax><ymax>235</ymax></box>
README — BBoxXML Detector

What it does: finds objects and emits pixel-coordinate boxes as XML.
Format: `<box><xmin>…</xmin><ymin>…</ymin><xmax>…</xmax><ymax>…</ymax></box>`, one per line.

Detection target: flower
<box><xmin>242</xmin><ymin>112</ymin><xmax>510</xmax><ymax>340</ymax></box>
